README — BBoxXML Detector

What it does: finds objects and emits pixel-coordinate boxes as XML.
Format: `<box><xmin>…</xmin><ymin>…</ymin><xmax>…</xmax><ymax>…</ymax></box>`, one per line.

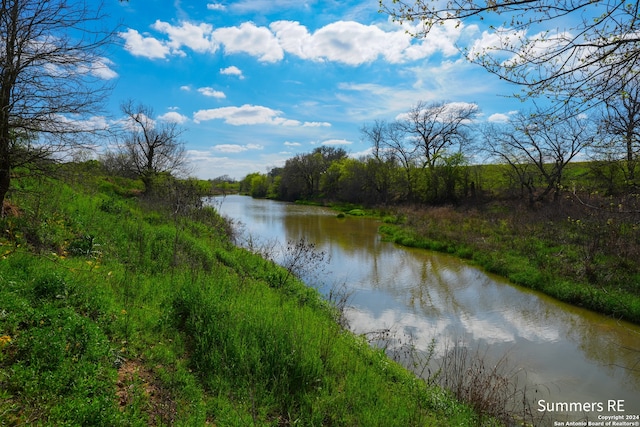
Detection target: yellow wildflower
<box><xmin>0</xmin><ymin>335</ymin><xmax>11</xmax><ymax>348</ymax></box>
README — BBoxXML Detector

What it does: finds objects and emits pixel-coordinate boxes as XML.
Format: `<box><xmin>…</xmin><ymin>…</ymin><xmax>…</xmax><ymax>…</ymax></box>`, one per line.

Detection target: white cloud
<box><xmin>269</xmin><ymin>21</ymin><xmax>311</xmax><ymax>59</ymax></box>
<box><xmin>213</xmin><ymin>22</ymin><xmax>284</xmax><ymax>63</ymax></box>
<box><xmin>158</xmin><ymin>111</ymin><xmax>189</xmax><ymax>124</ymax></box>
<box><xmin>466</xmin><ymin>27</ymin><xmax>528</xmax><ymax>64</ymax></box>
<box><xmin>487</xmin><ymin>113</ymin><xmax>510</xmax><ymax>123</ymax></box>
<box><xmin>122</xmin><ymin>18</ymin><xmax>465</xmax><ymax>65</ymax></box>
<box><xmin>180</xmin><ymin>85</ymin><xmax>191</xmax><ymax>91</ymax></box>
<box><xmin>271</xmin><ymin>19</ymin><xmax>463</xmax><ymax>65</ymax></box>
<box><xmin>322</xmin><ymin>139</ymin><xmax>351</xmax><ymax>146</ymax></box>
<box><xmin>152</xmin><ymin>20</ymin><xmax>217</xmax><ymax>55</ymax></box>
<box><xmin>84</xmin><ymin>58</ymin><xmax>118</xmax><ymax>80</ymax></box>
<box><xmin>400</xmin><ymin>20</ymin><xmax>463</xmax><ymax>60</ymax></box>
<box><xmin>487</xmin><ymin>110</ymin><xmax>518</xmax><ymax>123</ymax></box>
<box><xmin>55</xmin><ymin>115</ymin><xmax>109</xmax><ymax>132</ymax></box>
<box><xmin>313</xmin><ymin>21</ymin><xmax>410</xmax><ymax>64</ymax></box>
<box><xmin>194</xmin><ymin>104</ymin><xmax>305</xmax><ymax>126</ymax></box>
<box><xmin>206</xmin><ymin>3</ymin><xmax>226</xmax><ymax>10</ymax></box>
<box><xmin>302</xmin><ymin>121</ymin><xmax>331</xmax><ymax>127</ymax></box>
<box><xmin>272</xmin><ymin>20</ymin><xmax>409</xmax><ymax>65</ymax></box>
<box><xmin>284</xmin><ymin>141</ymin><xmax>301</xmax><ymax>147</ymax></box>
<box><xmin>212</xmin><ymin>143</ymin><xmax>264</xmax><ymax>153</ymax></box>
<box><xmin>119</xmin><ymin>28</ymin><xmax>170</xmax><ymax>59</ymax></box>
<box><xmin>220</xmin><ymin>65</ymin><xmax>245</xmax><ymax>79</ymax></box>
<box><xmin>197</xmin><ymin>87</ymin><xmax>226</xmax><ymax>98</ymax></box>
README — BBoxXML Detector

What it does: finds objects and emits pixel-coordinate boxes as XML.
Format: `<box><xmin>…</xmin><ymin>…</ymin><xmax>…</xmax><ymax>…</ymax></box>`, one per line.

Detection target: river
<box><xmin>211</xmin><ymin>194</ymin><xmax>640</xmax><ymax>424</ymax></box>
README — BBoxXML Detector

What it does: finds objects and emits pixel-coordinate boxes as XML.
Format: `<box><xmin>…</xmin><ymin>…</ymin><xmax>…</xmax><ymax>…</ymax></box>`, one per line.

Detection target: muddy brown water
<box><xmin>212</xmin><ymin>195</ymin><xmax>640</xmax><ymax>424</ymax></box>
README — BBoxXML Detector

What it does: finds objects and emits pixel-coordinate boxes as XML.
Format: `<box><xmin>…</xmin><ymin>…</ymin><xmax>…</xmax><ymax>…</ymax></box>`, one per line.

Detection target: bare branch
<box><xmin>114</xmin><ymin>100</ymin><xmax>188</xmax><ymax>192</ymax></box>
<box><xmin>381</xmin><ymin>0</ymin><xmax>640</xmax><ymax>111</ymax></box>
<box><xmin>0</xmin><ymin>0</ymin><xmax>116</xmax><ymax>210</ymax></box>
<box><xmin>482</xmin><ymin>108</ymin><xmax>595</xmax><ymax>203</ymax></box>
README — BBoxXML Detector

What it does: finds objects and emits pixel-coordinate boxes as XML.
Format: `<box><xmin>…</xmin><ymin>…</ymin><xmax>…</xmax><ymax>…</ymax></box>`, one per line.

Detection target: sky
<box><xmin>96</xmin><ymin>0</ymin><xmax>534</xmax><ymax>181</ymax></box>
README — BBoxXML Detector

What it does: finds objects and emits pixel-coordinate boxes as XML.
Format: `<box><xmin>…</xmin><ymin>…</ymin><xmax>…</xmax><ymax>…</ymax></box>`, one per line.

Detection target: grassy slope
<box><xmin>0</xmin><ymin>165</ymin><xmax>486</xmax><ymax>426</ymax></box>
<box><xmin>378</xmin><ymin>198</ymin><xmax>640</xmax><ymax>324</ymax></box>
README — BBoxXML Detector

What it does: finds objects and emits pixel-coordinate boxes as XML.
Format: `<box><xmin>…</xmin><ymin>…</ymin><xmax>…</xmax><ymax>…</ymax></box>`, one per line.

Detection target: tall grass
<box><xmin>366</xmin><ymin>327</ymin><xmax>541</xmax><ymax>427</ymax></box>
<box><xmin>380</xmin><ymin>197</ymin><xmax>640</xmax><ymax>323</ymax></box>
<box><xmin>0</xmin><ymin>166</ymin><xmax>486</xmax><ymax>426</ymax></box>
<box><xmin>437</xmin><ymin>343</ymin><xmax>541</xmax><ymax>426</ymax></box>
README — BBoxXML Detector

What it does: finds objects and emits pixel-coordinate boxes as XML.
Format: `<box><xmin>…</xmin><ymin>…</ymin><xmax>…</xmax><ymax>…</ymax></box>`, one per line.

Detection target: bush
<box><xmin>68</xmin><ymin>234</ymin><xmax>96</xmax><ymax>256</ymax></box>
<box><xmin>32</xmin><ymin>273</ymin><xmax>68</xmax><ymax>301</ymax></box>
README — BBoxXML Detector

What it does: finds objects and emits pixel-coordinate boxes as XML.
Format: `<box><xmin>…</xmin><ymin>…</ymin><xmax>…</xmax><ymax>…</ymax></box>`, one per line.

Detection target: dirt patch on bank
<box><xmin>116</xmin><ymin>359</ymin><xmax>177</xmax><ymax>425</ymax></box>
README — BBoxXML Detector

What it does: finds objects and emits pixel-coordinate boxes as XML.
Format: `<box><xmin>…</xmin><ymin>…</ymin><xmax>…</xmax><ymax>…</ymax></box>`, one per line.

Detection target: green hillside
<box><xmin>0</xmin><ymin>163</ymin><xmax>490</xmax><ymax>426</ymax></box>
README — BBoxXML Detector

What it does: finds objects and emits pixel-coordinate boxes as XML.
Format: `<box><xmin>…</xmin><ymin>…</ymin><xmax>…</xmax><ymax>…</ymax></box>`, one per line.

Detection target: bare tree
<box><xmin>396</xmin><ymin>101</ymin><xmax>479</xmax><ymax>201</ymax></box>
<box><xmin>381</xmin><ymin>0</ymin><xmax>640</xmax><ymax>111</ymax></box>
<box><xmin>483</xmin><ymin>110</ymin><xmax>595</xmax><ymax>204</ymax></box>
<box><xmin>398</xmin><ymin>101</ymin><xmax>478</xmax><ymax>170</ymax></box>
<box><xmin>361</xmin><ymin>120</ymin><xmax>395</xmax><ymax>204</ymax></box>
<box><xmin>117</xmin><ymin>100</ymin><xmax>188</xmax><ymax>192</ymax></box>
<box><xmin>0</xmin><ymin>0</ymin><xmax>115</xmax><ymax>212</ymax></box>
<box><xmin>384</xmin><ymin>120</ymin><xmax>419</xmax><ymax>202</ymax></box>
<box><xmin>597</xmin><ymin>78</ymin><xmax>640</xmax><ymax>188</ymax></box>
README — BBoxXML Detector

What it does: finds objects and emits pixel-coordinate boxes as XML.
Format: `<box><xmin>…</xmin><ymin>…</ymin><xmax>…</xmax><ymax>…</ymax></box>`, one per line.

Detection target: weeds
<box><xmin>327</xmin><ymin>281</ymin><xmax>353</xmax><ymax>328</ymax></box>
<box><xmin>437</xmin><ymin>342</ymin><xmax>538</xmax><ymax>426</ymax></box>
<box><xmin>367</xmin><ymin>326</ymin><xmax>543</xmax><ymax>426</ymax></box>
<box><xmin>382</xmin><ymin>197</ymin><xmax>640</xmax><ymax>323</ymax></box>
<box><xmin>0</xmin><ymin>170</ymin><xmax>483</xmax><ymax>425</ymax></box>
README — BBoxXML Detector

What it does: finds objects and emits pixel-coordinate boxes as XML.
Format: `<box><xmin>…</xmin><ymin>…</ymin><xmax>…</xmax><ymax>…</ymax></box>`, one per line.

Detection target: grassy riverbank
<box><xmin>377</xmin><ymin>197</ymin><xmax>640</xmax><ymax>324</ymax></box>
<box><xmin>0</xmin><ymin>164</ymin><xmax>489</xmax><ymax>426</ymax></box>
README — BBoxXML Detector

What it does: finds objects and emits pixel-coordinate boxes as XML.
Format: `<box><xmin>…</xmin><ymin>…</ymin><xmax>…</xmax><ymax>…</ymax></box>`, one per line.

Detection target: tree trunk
<box><xmin>0</xmin><ymin>151</ymin><xmax>10</xmax><ymax>215</ymax></box>
<box><xmin>0</xmin><ymin>103</ymin><xmax>12</xmax><ymax>214</ymax></box>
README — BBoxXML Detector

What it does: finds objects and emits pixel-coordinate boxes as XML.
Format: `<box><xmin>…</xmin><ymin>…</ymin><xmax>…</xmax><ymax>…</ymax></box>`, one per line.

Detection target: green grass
<box><xmin>379</xmin><ymin>202</ymin><xmax>640</xmax><ymax>324</ymax></box>
<box><xmin>0</xmin><ymin>166</ymin><xmax>487</xmax><ymax>426</ymax></box>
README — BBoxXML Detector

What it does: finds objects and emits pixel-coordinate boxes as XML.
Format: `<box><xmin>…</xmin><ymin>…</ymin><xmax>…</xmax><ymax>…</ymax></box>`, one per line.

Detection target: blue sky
<box><xmin>98</xmin><ymin>0</ymin><xmax>532</xmax><ymax>180</ymax></box>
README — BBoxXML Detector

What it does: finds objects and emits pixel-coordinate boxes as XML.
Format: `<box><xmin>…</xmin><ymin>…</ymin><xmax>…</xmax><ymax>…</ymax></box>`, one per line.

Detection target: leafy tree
<box><xmin>0</xmin><ymin>0</ymin><xmax>114</xmax><ymax>212</ymax></box>
<box><xmin>321</xmin><ymin>157</ymin><xmax>369</xmax><ymax>203</ymax></box>
<box><xmin>381</xmin><ymin>0</ymin><xmax>640</xmax><ymax>110</ymax></box>
<box><xmin>279</xmin><ymin>155</ymin><xmax>308</xmax><ymax>201</ymax></box>
<box><xmin>279</xmin><ymin>147</ymin><xmax>347</xmax><ymax>200</ymax></box>
<box><xmin>439</xmin><ymin>152</ymin><xmax>469</xmax><ymax>202</ymax></box>
<box><xmin>211</xmin><ymin>175</ymin><xmax>237</xmax><ymax>195</ymax></box>
<box><xmin>249</xmin><ymin>172</ymin><xmax>269</xmax><ymax>198</ymax></box>
<box><xmin>115</xmin><ymin>100</ymin><xmax>187</xmax><ymax>193</ymax></box>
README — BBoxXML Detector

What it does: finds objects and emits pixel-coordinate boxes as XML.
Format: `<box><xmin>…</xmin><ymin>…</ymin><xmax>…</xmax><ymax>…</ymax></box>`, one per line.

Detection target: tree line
<box><xmin>2</xmin><ymin>0</ymin><xmax>640</xmax><ymax>213</ymax></box>
<box><xmin>240</xmin><ymin>95</ymin><xmax>639</xmax><ymax>206</ymax></box>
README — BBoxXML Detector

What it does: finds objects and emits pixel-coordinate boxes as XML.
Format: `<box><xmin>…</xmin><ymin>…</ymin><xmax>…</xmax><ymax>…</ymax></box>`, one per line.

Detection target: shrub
<box><xmin>347</xmin><ymin>208</ymin><xmax>366</xmax><ymax>216</ymax></box>
<box><xmin>68</xmin><ymin>234</ymin><xmax>96</xmax><ymax>256</ymax></box>
<box><xmin>32</xmin><ymin>273</ymin><xmax>68</xmax><ymax>301</ymax></box>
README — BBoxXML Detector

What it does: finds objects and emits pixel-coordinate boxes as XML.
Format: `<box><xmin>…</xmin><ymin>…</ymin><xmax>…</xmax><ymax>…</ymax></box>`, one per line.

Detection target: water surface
<box><xmin>213</xmin><ymin>195</ymin><xmax>640</xmax><ymax>423</ymax></box>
